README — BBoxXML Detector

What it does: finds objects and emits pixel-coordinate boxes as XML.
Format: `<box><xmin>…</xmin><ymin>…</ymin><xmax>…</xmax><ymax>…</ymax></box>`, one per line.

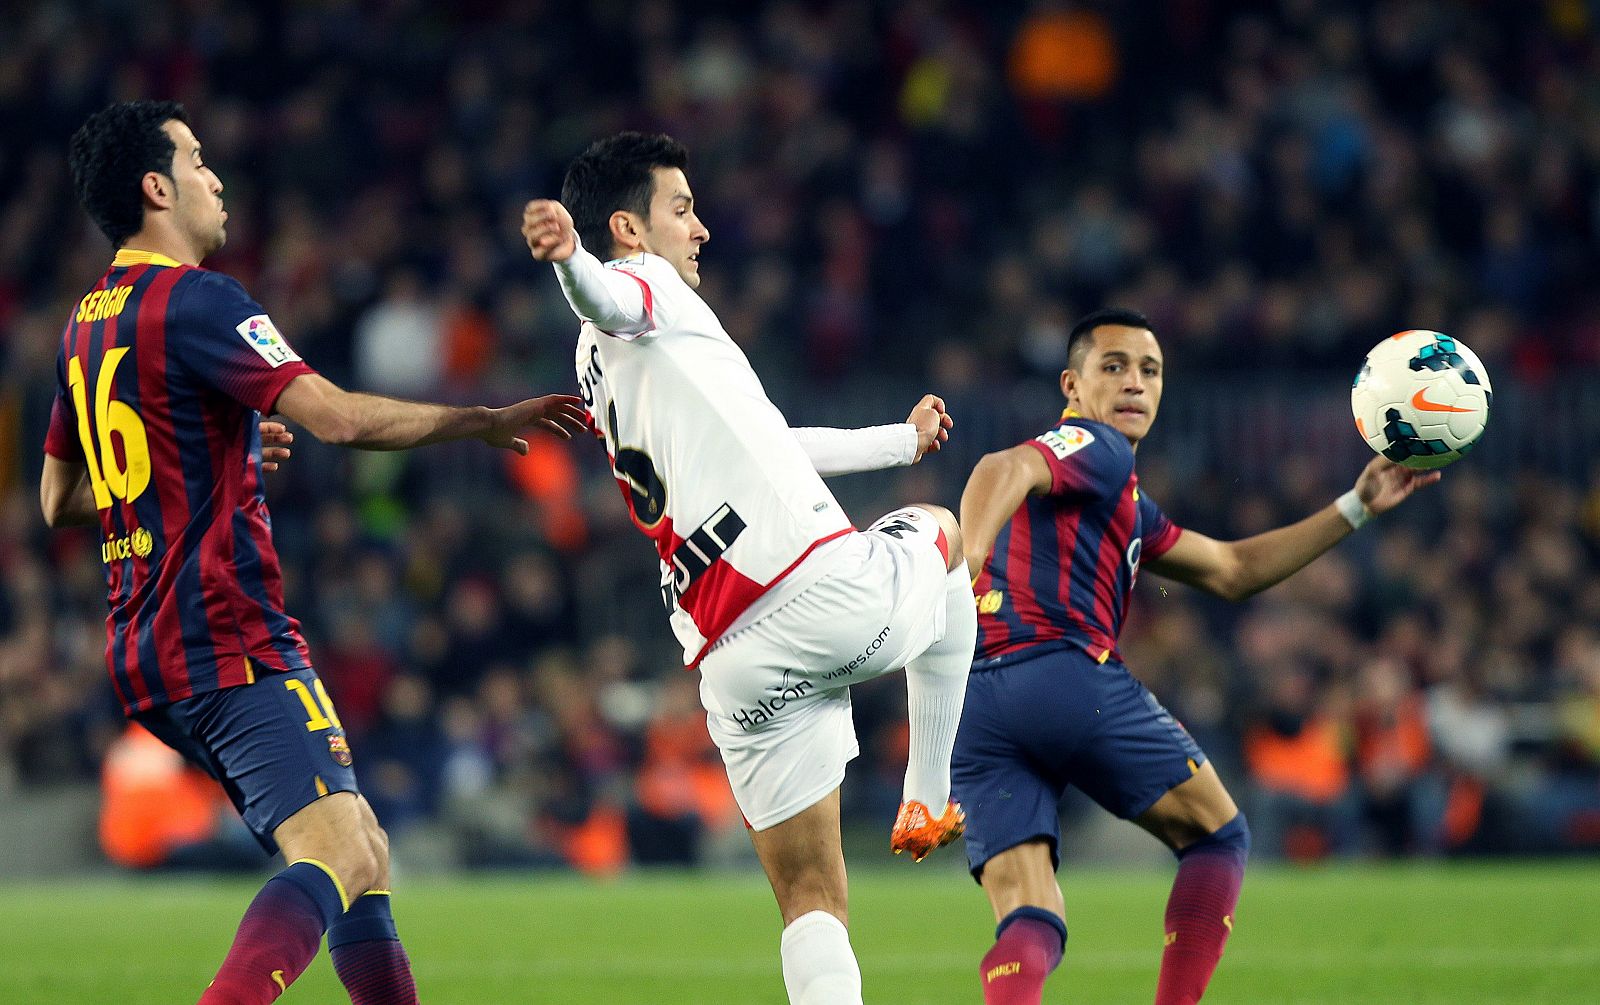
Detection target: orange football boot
<box><xmin>890</xmin><ymin>799</ymin><xmax>965</xmax><ymax>861</ymax></box>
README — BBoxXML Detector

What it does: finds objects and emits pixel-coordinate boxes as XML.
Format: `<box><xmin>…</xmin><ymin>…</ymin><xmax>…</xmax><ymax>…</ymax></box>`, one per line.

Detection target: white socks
<box><xmin>781</xmin><ymin>911</ymin><xmax>863</xmax><ymax>1005</ymax></box>
<box><xmin>902</xmin><ymin>566</ymin><xmax>977</xmax><ymax>810</ymax></box>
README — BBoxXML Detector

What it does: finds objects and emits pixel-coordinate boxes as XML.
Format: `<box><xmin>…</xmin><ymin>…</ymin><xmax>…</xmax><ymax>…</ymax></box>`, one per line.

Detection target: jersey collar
<box><xmin>1060</xmin><ymin>407</ymin><xmax>1082</xmax><ymax>419</ymax></box>
<box><xmin>112</xmin><ymin>248</ymin><xmax>184</xmax><ymax>269</ymax></box>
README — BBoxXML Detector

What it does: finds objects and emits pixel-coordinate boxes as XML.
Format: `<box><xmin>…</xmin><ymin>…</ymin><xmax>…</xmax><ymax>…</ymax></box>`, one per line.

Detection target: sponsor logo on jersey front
<box><xmin>1036</xmin><ymin>425</ymin><xmax>1094</xmax><ymax>460</ymax></box>
<box><xmin>101</xmin><ymin>527</ymin><xmax>154</xmax><ymax>563</ymax></box>
<box><xmin>235</xmin><ymin>314</ymin><xmax>300</xmax><ymax>367</ymax></box>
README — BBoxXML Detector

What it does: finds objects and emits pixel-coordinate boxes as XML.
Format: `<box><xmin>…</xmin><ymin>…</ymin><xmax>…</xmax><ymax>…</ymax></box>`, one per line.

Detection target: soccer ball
<box><xmin>1350</xmin><ymin>330</ymin><xmax>1492</xmax><ymax>470</ymax></box>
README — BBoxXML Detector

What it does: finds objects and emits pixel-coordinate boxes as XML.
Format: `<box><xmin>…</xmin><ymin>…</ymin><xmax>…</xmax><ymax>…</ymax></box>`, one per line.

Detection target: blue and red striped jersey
<box><xmin>43</xmin><ymin>249</ymin><xmax>317</xmax><ymax>715</ymax></box>
<box><xmin>973</xmin><ymin>413</ymin><xmax>1183</xmax><ymax>666</ymax></box>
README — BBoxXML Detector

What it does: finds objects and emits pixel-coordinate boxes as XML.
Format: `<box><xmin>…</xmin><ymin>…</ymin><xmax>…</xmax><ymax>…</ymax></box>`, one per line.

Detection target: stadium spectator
<box><xmin>1244</xmin><ymin>660</ymin><xmax>1358</xmax><ymax>860</ymax></box>
<box><xmin>99</xmin><ymin>722</ymin><xmax>259</xmax><ymax>872</ymax></box>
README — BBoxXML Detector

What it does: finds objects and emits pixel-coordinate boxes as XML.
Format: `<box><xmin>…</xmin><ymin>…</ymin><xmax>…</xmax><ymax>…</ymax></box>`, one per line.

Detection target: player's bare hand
<box><xmin>481</xmin><ymin>394</ymin><xmax>589</xmax><ymax>454</ymax></box>
<box><xmin>522</xmin><ymin>200</ymin><xmax>578</xmax><ymax>262</ymax></box>
<box><xmin>908</xmin><ymin>393</ymin><xmax>953</xmax><ymax>462</ymax></box>
<box><xmin>1354</xmin><ymin>456</ymin><xmax>1441</xmax><ymax>516</ymax></box>
<box><xmin>260</xmin><ymin>420</ymin><xmax>293</xmax><ymax>472</ymax></box>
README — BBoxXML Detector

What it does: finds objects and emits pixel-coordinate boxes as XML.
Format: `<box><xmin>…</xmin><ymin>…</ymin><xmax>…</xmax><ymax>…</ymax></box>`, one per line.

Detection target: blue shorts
<box><xmin>951</xmin><ymin>644</ymin><xmax>1205</xmax><ymax>880</ymax></box>
<box><xmin>134</xmin><ymin>667</ymin><xmax>360</xmax><ymax>854</ymax></box>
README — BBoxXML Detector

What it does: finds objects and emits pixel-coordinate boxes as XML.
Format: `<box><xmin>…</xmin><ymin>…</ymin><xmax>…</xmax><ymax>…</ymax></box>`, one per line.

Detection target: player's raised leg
<box><xmin>750</xmin><ymin>789</ymin><xmax>863</xmax><ymax>1005</ymax></box>
<box><xmin>1135</xmin><ymin>764</ymin><xmax>1249</xmax><ymax>1005</ymax></box>
<box><xmin>890</xmin><ymin>503</ymin><xmax>977</xmax><ymax>861</ymax></box>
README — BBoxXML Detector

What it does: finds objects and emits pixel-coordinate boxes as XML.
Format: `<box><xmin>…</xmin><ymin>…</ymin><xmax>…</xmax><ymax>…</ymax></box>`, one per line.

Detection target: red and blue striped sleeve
<box><xmin>1138</xmin><ymin>488</ymin><xmax>1183</xmax><ymax>560</ymax></box>
<box><xmin>168</xmin><ymin>270</ymin><xmax>315</xmax><ymax>413</ymax></box>
<box><xmin>1023</xmin><ymin>421</ymin><xmax>1133</xmax><ymax>501</ymax></box>
<box><xmin>43</xmin><ymin>389</ymin><xmax>81</xmax><ymax>460</ymax></box>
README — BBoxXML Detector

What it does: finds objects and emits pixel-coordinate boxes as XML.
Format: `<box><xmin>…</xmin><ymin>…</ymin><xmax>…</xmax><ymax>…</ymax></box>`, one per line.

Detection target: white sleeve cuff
<box><xmin>792</xmin><ymin>424</ymin><xmax>919</xmax><ymax>477</ymax></box>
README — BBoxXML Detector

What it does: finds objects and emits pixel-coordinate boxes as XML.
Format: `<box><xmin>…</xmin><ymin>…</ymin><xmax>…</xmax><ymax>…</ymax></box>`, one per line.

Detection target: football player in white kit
<box><xmin>523</xmin><ymin>133</ymin><xmax>978</xmax><ymax>1005</ymax></box>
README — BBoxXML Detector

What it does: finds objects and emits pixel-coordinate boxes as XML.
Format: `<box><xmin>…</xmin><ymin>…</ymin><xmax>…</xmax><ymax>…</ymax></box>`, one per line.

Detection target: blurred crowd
<box><xmin>2</xmin><ymin>0</ymin><xmax>1600</xmax><ymax>870</ymax></box>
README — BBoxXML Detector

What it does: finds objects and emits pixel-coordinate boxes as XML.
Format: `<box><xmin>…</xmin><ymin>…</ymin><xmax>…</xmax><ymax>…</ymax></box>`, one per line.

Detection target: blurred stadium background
<box><xmin>3</xmin><ymin>0</ymin><xmax>1600</xmax><ymax>1000</ymax></box>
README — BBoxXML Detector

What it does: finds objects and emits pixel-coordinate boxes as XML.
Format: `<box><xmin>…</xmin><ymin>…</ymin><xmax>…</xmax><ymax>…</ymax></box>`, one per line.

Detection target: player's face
<box><xmin>640</xmin><ymin>167</ymin><xmax>709</xmax><ymax>288</ymax></box>
<box><xmin>161</xmin><ymin>120</ymin><xmax>228</xmax><ymax>259</ymax></box>
<box><xmin>1062</xmin><ymin>325</ymin><xmax>1164</xmax><ymax>446</ymax></box>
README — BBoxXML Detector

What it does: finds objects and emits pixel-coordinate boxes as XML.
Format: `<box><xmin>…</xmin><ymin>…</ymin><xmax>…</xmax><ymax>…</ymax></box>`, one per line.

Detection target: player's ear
<box><xmin>141</xmin><ymin>171</ymin><xmax>175</xmax><ymax>210</ymax></box>
<box><xmin>1059</xmin><ymin>368</ymin><xmax>1076</xmax><ymax>402</ymax></box>
<box><xmin>608</xmin><ymin>210</ymin><xmax>643</xmax><ymax>254</ymax></box>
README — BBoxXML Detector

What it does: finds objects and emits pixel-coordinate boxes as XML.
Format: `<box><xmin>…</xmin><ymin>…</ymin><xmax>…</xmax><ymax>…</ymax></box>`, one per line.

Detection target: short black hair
<box><xmin>560</xmin><ymin>132</ymin><xmax>689</xmax><ymax>260</ymax></box>
<box><xmin>1066</xmin><ymin>307</ymin><xmax>1153</xmax><ymax>370</ymax></box>
<box><xmin>68</xmin><ymin>100</ymin><xmax>189</xmax><ymax>248</ymax></box>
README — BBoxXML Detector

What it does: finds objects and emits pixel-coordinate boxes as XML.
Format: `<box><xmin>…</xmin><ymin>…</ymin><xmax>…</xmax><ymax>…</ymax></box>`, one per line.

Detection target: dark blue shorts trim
<box><xmin>134</xmin><ymin>667</ymin><xmax>360</xmax><ymax>854</ymax></box>
<box><xmin>952</xmin><ymin>646</ymin><xmax>1205</xmax><ymax>880</ymax></box>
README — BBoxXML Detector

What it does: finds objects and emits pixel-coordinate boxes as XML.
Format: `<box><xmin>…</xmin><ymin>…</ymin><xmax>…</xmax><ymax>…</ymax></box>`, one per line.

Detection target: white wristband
<box><xmin>1335</xmin><ymin>490</ymin><xmax>1372</xmax><ymax>530</ymax></box>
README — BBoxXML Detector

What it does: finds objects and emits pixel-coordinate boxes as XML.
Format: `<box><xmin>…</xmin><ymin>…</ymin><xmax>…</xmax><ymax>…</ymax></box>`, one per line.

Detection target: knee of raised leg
<box><xmin>914</xmin><ymin>503</ymin><xmax>963</xmax><ymax>570</ymax></box>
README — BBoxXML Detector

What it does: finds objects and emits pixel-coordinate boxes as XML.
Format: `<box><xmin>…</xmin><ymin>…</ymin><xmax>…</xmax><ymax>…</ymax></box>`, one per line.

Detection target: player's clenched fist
<box><xmin>907</xmin><ymin>393</ymin><xmax>953</xmax><ymax>462</ymax></box>
<box><xmin>523</xmin><ymin>199</ymin><xmax>577</xmax><ymax>262</ymax></box>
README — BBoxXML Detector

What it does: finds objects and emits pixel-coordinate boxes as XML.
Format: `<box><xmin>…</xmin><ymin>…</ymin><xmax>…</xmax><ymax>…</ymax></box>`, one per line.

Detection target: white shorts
<box><xmin>698</xmin><ymin>507</ymin><xmax>952</xmax><ymax>830</ymax></box>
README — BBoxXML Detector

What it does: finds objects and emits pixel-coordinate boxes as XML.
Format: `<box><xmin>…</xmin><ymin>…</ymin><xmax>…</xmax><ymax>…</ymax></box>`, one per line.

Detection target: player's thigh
<box><xmin>1066</xmin><ymin>660</ymin><xmax>1210</xmax><ymax>824</ymax></box>
<box><xmin>1134</xmin><ymin>761</ymin><xmax>1240</xmax><ymax>851</ymax></box>
<box><xmin>140</xmin><ymin>666</ymin><xmax>363</xmax><ymax>856</ymax></box>
<box><xmin>703</xmin><ymin>663</ymin><xmax>860</xmax><ymax>833</ymax></box>
<box><xmin>952</xmin><ymin>662</ymin><xmax>1072</xmax><ymax>883</ymax></box>
<box><xmin>748</xmin><ymin>787</ymin><xmax>848</xmax><ymax>926</ymax></box>
<box><xmin>778</xmin><ymin>517</ymin><xmax>952</xmax><ymax>685</ymax></box>
<box><xmin>698</xmin><ymin>531</ymin><xmax>944</xmax><ymax>718</ymax></box>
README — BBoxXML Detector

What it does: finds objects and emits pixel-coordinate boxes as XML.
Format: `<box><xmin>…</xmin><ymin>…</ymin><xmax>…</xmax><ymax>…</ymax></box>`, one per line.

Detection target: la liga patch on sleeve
<box><xmin>1036</xmin><ymin>425</ymin><xmax>1094</xmax><ymax>459</ymax></box>
<box><xmin>235</xmin><ymin>314</ymin><xmax>301</xmax><ymax>367</ymax></box>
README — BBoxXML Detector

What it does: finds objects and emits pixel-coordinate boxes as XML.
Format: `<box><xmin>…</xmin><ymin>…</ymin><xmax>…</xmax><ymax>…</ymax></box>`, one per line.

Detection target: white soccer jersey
<box><xmin>560</xmin><ymin>244</ymin><xmax>858</xmax><ymax>666</ymax></box>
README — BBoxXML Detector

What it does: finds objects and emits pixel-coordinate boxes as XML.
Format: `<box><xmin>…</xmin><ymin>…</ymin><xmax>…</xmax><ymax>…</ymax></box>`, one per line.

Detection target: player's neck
<box><xmin>120</xmin><ymin>223</ymin><xmax>205</xmax><ymax>267</ymax></box>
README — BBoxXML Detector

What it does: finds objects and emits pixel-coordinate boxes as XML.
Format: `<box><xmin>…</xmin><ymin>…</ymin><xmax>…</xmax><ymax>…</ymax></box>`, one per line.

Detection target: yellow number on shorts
<box><xmin>284</xmin><ymin>677</ymin><xmax>344</xmax><ymax>732</ymax></box>
<box><xmin>66</xmin><ymin>349</ymin><xmax>151</xmax><ymax>508</ymax></box>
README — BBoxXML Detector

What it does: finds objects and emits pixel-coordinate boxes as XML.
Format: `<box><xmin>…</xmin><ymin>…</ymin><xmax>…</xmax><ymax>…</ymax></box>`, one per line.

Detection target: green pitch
<box><xmin>3</xmin><ymin>861</ymin><xmax>1597</xmax><ymax>1003</ymax></box>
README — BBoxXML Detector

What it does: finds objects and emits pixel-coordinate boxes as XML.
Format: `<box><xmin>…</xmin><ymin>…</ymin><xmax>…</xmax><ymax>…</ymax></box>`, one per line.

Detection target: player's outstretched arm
<box><xmin>523</xmin><ymin>199</ymin><xmax>653</xmax><ymax>336</ymax></box>
<box><xmin>959</xmin><ymin>445</ymin><xmax>1053</xmax><ymax>579</ymax></box>
<box><xmin>791</xmin><ymin>395</ymin><xmax>953</xmax><ymax>477</ymax></box>
<box><xmin>1146</xmin><ymin>456</ymin><xmax>1441</xmax><ymax>602</ymax></box>
<box><xmin>273</xmin><ymin>373</ymin><xmax>586</xmax><ymax>454</ymax></box>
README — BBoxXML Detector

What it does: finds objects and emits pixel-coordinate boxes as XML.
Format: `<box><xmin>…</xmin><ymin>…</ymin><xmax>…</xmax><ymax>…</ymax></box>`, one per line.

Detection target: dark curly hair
<box><xmin>68</xmin><ymin>101</ymin><xmax>188</xmax><ymax>248</ymax></box>
<box><xmin>561</xmin><ymin>132</ymin><xmax>688</xmax><ymax>260</ymax></box>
